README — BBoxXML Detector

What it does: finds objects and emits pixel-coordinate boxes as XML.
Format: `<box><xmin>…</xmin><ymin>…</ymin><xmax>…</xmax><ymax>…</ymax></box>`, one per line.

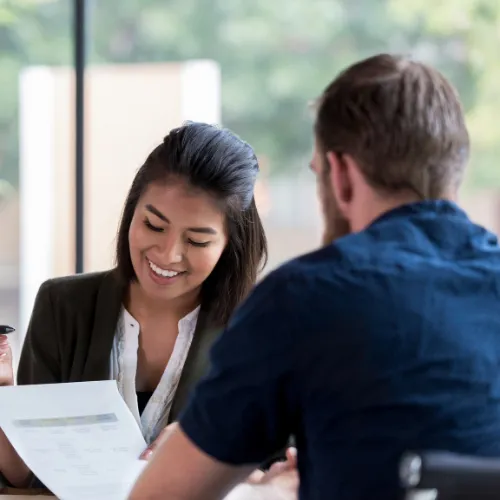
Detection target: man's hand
<box><xmin>129</xmin><ymin>425</ymin><xmax>254</xmax><ymax>500</ymax></box>
<box><xmin>240</xmin><ymin>448</ymin><xmax>298</xmax><ymax>500</ymax></box>
<box><xmin>246</xmin><ymin>447</ymin><xmax>297</xmax><ymax>485</ymax></box>
<box><xmin>258</xmin><ymin>468</ymin><xmax>298</xmax><ymax>500</ymax></box>
<box><xmin>234</xmin><ymin>470</ymin><xmax>298</xmax><ymax>500</ymax></box>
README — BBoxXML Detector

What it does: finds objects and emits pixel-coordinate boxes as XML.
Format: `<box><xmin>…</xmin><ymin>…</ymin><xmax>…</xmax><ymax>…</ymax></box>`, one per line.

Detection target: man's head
<box><xmin>311</xmin><ymin>53</ymin><xmax>470</xmax><ymax>245</ymax></box>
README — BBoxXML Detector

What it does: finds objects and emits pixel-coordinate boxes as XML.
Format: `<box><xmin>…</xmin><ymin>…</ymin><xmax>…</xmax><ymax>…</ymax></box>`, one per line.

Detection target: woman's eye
<box><xmin>144</xmin><ymin>218</ymin><xmax>163</xmax><ymax>233</ymax></box>
<box><xmin>188</xmin><ymin>239</ymin><xmax>210</xmax><ymax>248</ymax></box>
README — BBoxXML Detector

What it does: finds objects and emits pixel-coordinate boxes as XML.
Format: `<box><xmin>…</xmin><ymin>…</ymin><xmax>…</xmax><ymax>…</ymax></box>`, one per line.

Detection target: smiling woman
<box><xmin>116</xmin><ymin>123</ymin><xmax>268</xmax><ymax>325</ymax></box>
<box><xmin>135</xmin><ymin>194</ymin><xmax>224</xmax><ymax>287</ymax></box>
<box><xmin>0</xmin><ymin>122</ymin><xmax>268</xmax><ymax>489</ymax></box>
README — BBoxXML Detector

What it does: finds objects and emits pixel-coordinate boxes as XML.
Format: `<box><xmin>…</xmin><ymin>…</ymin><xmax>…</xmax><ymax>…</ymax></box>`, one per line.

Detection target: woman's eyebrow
<box><xmin>146</xmin><ymin>204</ymin><xmax>169</xmax><ymax>223</ymax></box>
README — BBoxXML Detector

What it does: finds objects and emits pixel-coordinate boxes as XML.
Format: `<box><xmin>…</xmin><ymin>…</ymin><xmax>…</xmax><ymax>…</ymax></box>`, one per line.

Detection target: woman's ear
<box><xmin>326</xmin><ymin>151</ymin><xmax>353</xmax><ymax>217</ymax></box>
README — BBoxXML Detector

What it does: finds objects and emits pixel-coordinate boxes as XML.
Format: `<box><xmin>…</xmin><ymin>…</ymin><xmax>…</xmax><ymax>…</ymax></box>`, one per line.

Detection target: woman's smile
<box><xmin>146</xmin><ymin>257</ymin><xmax>187</xmax><ymax>286</ymax></box>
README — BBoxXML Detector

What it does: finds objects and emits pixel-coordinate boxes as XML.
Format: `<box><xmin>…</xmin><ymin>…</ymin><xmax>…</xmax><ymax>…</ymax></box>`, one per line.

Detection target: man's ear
<box><xmin>326</xmin><ymin>151</ymin><xmax>353</xmax><ymax>216</ymax></box>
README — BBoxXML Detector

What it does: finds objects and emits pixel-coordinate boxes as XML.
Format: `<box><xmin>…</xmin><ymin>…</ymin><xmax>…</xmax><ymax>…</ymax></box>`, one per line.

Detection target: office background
<box><xmin>1</xmin><ymin>0</ymin><xmax>500</xmax><ymax>358</ymax></box>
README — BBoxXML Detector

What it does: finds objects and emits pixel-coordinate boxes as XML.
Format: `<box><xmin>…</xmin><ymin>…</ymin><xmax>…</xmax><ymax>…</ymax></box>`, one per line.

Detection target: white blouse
<box><xmin>109</xmin><ymin>306</ymin><xmax>200</xmax><ymax>444</ymax></box>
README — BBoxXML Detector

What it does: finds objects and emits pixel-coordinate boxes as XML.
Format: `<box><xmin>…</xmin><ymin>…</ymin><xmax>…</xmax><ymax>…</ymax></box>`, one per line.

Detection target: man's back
<box><xmin>129</xmin><ymin>55</ymin><xmax>488</xmax><ymax>500</ymax></box>
<box><xmin>288</xmin><ymin>200</ymin><xmax>500</xmax><ymax>498</ymax></box>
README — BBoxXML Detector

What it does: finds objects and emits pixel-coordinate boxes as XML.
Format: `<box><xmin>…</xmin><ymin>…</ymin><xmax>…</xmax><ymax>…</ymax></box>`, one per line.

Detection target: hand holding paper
<box><xmin>0</xmin><ymin>381</ymin><xmax>147</xmax><ymax>500</ymax></box>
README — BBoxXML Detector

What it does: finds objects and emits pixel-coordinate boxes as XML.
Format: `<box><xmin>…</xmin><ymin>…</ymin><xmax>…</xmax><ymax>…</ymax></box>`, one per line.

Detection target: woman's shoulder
<box><xmin>20</xmin><ymin>270</ymin><xmax>125</xmax><ymax>384</ymax></box>
<box><xmin>41</xmin><ymin>269</ymin><xmax>114</xmax><ymax>289</ymax></box>
<box><xmin>38</xmin><ymin>269</ymin><xmax>123</xmax><ymax>309</ymax></box>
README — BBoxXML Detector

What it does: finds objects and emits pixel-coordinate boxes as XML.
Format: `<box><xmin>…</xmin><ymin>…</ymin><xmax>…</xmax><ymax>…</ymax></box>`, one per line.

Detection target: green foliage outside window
<box><xmin>0</xmin><ymin>0</ymin><xmax>498</xmax><ymax>189</ymax></box>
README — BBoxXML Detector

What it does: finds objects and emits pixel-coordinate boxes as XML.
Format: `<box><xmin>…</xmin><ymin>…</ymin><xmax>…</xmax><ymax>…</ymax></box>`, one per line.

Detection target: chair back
<box><xmin>400</xmin><ymin>451</ymin><xmax>500</xmax><ymax>500</ymax></box>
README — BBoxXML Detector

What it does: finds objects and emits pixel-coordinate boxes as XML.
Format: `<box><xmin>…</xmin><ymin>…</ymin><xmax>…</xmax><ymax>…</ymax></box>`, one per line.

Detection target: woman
<box><xmin>0</xmin><ymin>121</ymin><xmax>268</xmax><ymax>488</ymax></box>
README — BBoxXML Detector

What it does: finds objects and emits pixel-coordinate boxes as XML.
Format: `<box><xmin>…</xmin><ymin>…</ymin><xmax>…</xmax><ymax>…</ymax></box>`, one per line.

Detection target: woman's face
<box><xmin>128</xmin><ymin>180</ymin><xmax>228</xmax><ymax>305</ymax></box>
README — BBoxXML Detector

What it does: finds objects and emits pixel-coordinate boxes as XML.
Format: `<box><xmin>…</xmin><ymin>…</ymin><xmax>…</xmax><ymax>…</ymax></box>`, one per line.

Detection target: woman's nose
<box><xmin>159</xmin><ymin>236</ymin><xmax>183</xmax><ymax>264</ymax></box>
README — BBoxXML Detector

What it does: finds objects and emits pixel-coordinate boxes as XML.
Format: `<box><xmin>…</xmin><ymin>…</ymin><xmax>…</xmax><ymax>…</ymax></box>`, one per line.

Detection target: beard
<box><xmin>319</xmin><ymin>169</ymin><xmax>351</xmax><ymax>246</ymax></box>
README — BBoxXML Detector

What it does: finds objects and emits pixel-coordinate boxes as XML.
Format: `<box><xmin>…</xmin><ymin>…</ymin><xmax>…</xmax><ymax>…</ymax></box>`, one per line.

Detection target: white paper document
<box><xmin>0</xmin><ymin>381</ymin><xmax>148</xmax><ymax>500</ymax></box>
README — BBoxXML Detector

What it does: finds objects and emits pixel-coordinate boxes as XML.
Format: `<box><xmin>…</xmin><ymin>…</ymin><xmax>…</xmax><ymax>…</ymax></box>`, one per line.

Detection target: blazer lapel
<box><xmin>82</xmin><ymin>269</ymin><xmax>125</xmax><ymax>380</ymax></box>
<box><xmin>169</xmin><ymin>307</ymin><xmax>223</xmax><ymax>422</ymax></box>
<box><xmin>76</xmin><ymin>271</ymin><xmax>223</xmax><ymax>419</ymax></box>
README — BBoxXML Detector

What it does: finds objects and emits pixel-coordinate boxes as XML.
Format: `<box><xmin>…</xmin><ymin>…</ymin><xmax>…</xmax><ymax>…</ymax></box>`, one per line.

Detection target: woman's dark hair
<box><xmin>116</xmin><ymin>122</ymin><xmax>268</xmax><ymax>325</ymax></box>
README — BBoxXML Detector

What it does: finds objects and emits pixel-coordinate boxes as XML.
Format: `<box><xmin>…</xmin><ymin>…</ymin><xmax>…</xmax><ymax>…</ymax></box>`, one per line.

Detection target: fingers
<box><xmin>0</xmin><ymin>335</ymin><xmax>10</xmax><ymax>358</ymax></box>
<box><xmin>139</xmin><ymin>422</ymin><xmax>179</xmax><ymax>460</ymax></box>
<box><xmin>0</xmin><ymin>336</ymin><xmax>13</xmax><ymax>386</ymax></box>
<box><xmin>248</xmin><ymin>447</ymin><xmax>299</xmax><ymax>486</ymax></box>
<box><xmin>268</xmin><ymin>460</ymin><xmax>290</xmax><ymax>476</ymax></box>
<box><xmin>246</xmin><ymin>469</ymin><xmax>265</xmax><ymax>484</ymax></box>
<box><xmin>286</xmin><ymin>447</ymin><xmax>297</xmax><ymax>467</ymax></box>
<box><xmin>268</xmin><ymin>447</ymin><xmax>298</xmax><ymax>475</ymax></box>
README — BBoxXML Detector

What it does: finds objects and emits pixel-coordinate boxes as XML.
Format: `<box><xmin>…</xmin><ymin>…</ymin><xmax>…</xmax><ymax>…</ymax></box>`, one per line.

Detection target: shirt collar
<box><xmin>369</xmin><ymin>200</ymin><xmax>468</xmax><ymax>229</ymax></box>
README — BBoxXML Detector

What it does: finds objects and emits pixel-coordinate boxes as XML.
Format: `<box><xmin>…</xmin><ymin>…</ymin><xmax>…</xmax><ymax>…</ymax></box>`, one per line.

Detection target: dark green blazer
<box><xmin>17</xmin><ymin>269</ymin><xmax>222</xmax><ymax>422</ymax></box>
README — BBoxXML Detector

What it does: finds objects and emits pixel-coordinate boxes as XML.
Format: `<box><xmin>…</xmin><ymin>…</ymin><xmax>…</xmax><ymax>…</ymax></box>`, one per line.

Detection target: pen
<box><xmin>0</xmin><ymin>325</ymin><xmax>15</xmax><ymax>334</ymax></box>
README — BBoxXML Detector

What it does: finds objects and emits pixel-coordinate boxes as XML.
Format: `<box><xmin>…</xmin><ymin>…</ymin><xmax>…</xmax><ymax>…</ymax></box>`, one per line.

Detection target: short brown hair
<box><xmin>314</xmin><ymin>54</ymin><xmax>470</xmax><ymax>198</ymax></box>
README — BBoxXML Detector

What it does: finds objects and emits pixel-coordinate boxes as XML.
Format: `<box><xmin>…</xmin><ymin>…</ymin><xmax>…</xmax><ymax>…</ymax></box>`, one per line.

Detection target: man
<box><xmin>129</xmin><ymin>54</ymin><xmax>500</xmax><ymax>499</ymax></box>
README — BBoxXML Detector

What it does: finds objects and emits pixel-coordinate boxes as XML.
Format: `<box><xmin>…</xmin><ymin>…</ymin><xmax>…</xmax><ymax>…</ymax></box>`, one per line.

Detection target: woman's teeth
<box><xmin>148</xmin><ymin>260</ymin><xmax>181</xmax><ymax>278</ymax></box>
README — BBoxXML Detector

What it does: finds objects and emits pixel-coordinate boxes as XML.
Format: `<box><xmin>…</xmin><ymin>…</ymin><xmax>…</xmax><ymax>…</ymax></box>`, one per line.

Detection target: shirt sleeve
<box><xmin>179</xmin><ymin>269</ymin><xmax>297</xmax><ymax>466</ymax></box>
